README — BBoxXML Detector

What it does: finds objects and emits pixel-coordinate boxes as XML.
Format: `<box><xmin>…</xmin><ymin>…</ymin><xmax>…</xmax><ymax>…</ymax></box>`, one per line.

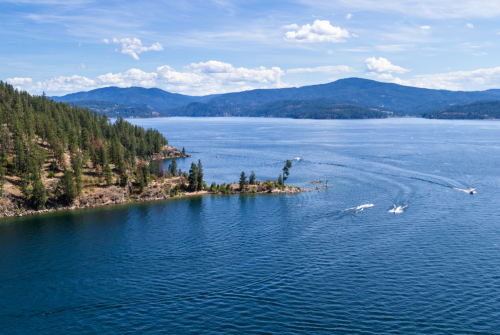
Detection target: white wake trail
<box><xmin>388</xmin><ymin>204</ymin><xmax>408</xmax><ymax>214</ymax></box>
<box><xmin>343</xmin><ymin>203</ymin><xmax>374</xmax><ymax>212</ymax></box>
<box><xmin>454</xmin><ymin>187</ymin><xmax>476</xmax><ymax>194</ymax></box>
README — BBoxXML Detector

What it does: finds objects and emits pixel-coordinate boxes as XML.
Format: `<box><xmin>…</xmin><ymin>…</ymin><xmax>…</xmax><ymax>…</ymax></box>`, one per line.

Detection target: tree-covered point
<box><xmin>0</xmin><ymin>81</ymin><xmax>168</xmax><ymax>208</ymax></box>
<box><xmin>425</xmin><ymin>100</ymin><xmax>500</xmax><ymax>119</ymax></box>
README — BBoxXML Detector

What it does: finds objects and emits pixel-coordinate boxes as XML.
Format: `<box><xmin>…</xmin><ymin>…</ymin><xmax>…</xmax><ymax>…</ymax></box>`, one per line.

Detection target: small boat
<box><xmin>294</xmin><ymin>157</ymin><xmax>300</xmax><ymax>161</ymax></box>
<box><xmin>215</xmin><ymin>156</ymin><xmax>219</xmax><ymax>158</ymax></box>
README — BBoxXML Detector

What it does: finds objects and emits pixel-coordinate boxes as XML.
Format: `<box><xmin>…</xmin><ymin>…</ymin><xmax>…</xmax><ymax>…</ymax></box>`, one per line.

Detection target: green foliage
<box><xmin>249</xmin><ymin>170</ymin><xmax>256</xmax><ymax>185</ymax></box>
<box><xmin>188</xmin><ymin>162</ymin><xmax>198</xmax><ymax>192</ymax></box>
<box><xmin>168</xmin><ymin>158</ymin><xmax>177</xmax><ymax>176</ymax></box>
<box><xmin>48</xmin><ymin>171</ymin><xmax>55</xmax><ymax>178</ymax></box>
<box><xmin>0</xmin><ymin>165</ymin><xmax>5</xmax><ymax>198</ymax></box>
<box><xmin>239</xmin><ymin>171</ymin><xmax>247</xmax><ymax>190</ymax></box>
<box><xmin>210</xmin><ymin>181</ymin><xmax>217</xmax><ymax>193</ymax></box>
<box><xmin>182</xmin><ymin>147</ymin><xmax>186</xmax><ymax>155</ymax></box>
<box><xmin>103</xmin><ymin>164</ymin><xmax>112</xmax><ymax>186</ymax></box>
<box><xmin>282</xmin><ymin>160</ymin><xmax>292</xmax><ymax>184</ymax></box>
<box><xmin>60</xmin><ymin>168</ymin><xmax>76</xmax><ymax>205</ymax></box>
<box><xmin>278</xmin><ymin>173</ymin><xmax>283</xmax><ymax>186</ymax></box>
<box><xmin>68</xmin><ymin>100</ymin><xmax>163</xmax><ymax>118</ymax></box>
<box><xmin>197</xmin><ymin>159</ymin><xmax>203</xmax><ymax>191</ymax></box>
<box><xmin>31</xmin><ymin>177</ymin><xmax>47</xmax><ymax>210</ymax></box>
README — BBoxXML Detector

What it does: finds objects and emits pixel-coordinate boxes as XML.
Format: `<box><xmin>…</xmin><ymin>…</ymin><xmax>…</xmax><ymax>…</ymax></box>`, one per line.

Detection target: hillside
<box><xmin>52</xmin><ymin>78</ymin><xmax>500</xmax><ymax>116</ymax></box>
<box><xmin>52</xmin><ymin>86</ymin><xmax>213</xmax><ymax>111</ymax></box>
<box><xmin>0</xmin><ymin>81</ymin><xmax>191</xmax><ymax>214</ymax></box>
<box><xmin>168</xmin><ymin>99</ymin><xmax>388</xmax><ymax>119</ymax></box>
<box><xmin>426</xmin><ymin>100</ymin><xmax>500</xmax><ymax>119</ymax></box>
<box><xmin>69</xmin><ymin>100</ymin><xmax>166</xmax><ymax>118</ymax></box>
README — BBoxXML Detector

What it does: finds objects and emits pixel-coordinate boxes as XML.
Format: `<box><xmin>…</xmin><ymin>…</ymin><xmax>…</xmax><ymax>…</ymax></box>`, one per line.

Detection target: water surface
<box><xmin>1</xmin><ymin>118</ymin><xmax>500</xmax><ymax>334</ymax></box>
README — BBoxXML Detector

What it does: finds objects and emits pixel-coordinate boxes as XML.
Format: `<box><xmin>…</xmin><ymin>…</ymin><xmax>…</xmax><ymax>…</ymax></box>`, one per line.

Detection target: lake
<box><xmin>1</xmin><ymin>117</ymin><xmax>500</xmax><ymax>334</ymax></box>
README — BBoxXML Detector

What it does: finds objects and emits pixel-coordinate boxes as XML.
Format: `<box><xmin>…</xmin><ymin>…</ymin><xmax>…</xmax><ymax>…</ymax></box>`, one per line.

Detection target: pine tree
<box><xmin>239</xmin><ymin>171</ymin><xmax>247</xmax><ymax>190</ymax></box>
<box><xmin>168</xmin><ymin>158</ymin><xmax>177</xmax><ymax>176</ymax></box>
<box><xmin>278</xmin><ymin>173</ymin><xmax>283</xmax><ymax>186</ymax></box>
<box><xmin>31</xmin><ymin>177</ymin><xmax>47</xmax><ymax>210</ymax></box>
<box><xmin>282</xmin><ymin>160</ymin><xmax>292</xmax><ymax>185</ymax></box>
<box><xmin>188</xmin><ymin>162</ymin><xmax>198</xmax><ymax>191</ymax></box>
<box><xmin>182</xmin><ymin>147</ymin><xmax>186</xmax><ymax>155</ymax></box>
<box><xmin>72</xmin><ymin>154</ymin><xmax>83</xmax><ymax>198</ymax></box>
<box><xmin>197</xmin><ymin>159</ymin><xmax>203</xmax><ymax>191</ymax></box>
<box><xmin>60</xmin><ymin>168</ymin><xmax>76</xmax><ymax>205</ymax></box>
<box><xmin>103</xmin><ymin>163</ymin><xmax>112</xmax><ymax>186</ymax></box>
<box><xmin>0</xmin><ymin>162</ymin><xmax>5</xmax><ymax>197</ymax></box>
<box><xmin>249</xmin><ymin>170</ymin><xmax>256</xmax><ymax>185</ymax></box>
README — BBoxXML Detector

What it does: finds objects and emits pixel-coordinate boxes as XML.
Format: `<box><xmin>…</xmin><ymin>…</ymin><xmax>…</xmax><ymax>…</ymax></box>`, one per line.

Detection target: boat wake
<box><xmin>454</xmin><ymin>187</ymin><xmax>476</xmax><ymax>194</ymax></box>
<box><xmin>343</xmin><ymin>203</ymin><xmax>374</xmax><ymax>212</ymax></box>
<box><xmin>388</xmin><ymin>204</ymin><xmax>407</xmax><ymax>214</ymax></box>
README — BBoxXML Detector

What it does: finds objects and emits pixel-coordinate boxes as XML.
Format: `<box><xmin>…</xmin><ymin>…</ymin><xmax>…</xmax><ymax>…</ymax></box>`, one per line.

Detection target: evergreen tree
<box><xmin>182</xmin><ymin>147</ymin><xmax>186</xmax><ymax>155</ymax></box>
<box><xmin>239</xmin><ymin>171</ymin><xmax>247</xmax><ymax>190</ymax></box>
<box><xmin>60</xmin><ymin>168</ymin><xmax>77</xmax><ymax>205</ymax></box>
<box><xmin>137</xmin><ymin>168</ymin><xmax>145</xmax><ymax>191</ymax></box>
<box><xmin>0</xmin><ymin>162</ymin><xmax>5</xmax><ymax>197</ymax></box>
<box><xmin>197</xmin><ymin>159</ymin><xmax>204</xmax><ymax>191</ymax></box>
<box><xmin>21</xmin><ymin>172</ymin><xmax>30</xmax><ymax>199</ymax></box>
<box><xmin>31</xmin><ymin>177</ymin><xmax>47</xmax><ymax>210</ymax></box>
<box><xmin>103</xmin><ymin>163</ymin><xmax>112</xmax><ymax>186</ymax></box>
<box><xmin>72</xmin><ymin>154</ymin><xmax>83</xmax><ymax>198</ymax></box>
<box><xmin>168</xmin><ymin>158</ymin><xmax>177</xmax><ymax>176</ymax></box>
<box><xmin>249</xmin><ymin>170</ymin><xmax>256</xmax><ymax>185</ymax></box>
<box><xmin>188</xmin><ymin>162</ymin><xmax>198</xmax><ymax>191</ymax></box>
<box><xmin>278</xmin><ymin>173</ymin><xmax>283</xmax><ymax>186</ymax></box>
<box><xmin>282</xmin><ymin>160</ymin><xmax>292</xmax><ymax>184</ymax></box>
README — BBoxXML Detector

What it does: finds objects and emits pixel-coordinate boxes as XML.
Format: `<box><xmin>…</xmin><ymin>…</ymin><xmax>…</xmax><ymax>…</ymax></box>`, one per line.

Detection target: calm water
<box><xmin>2</xmin><ymin>118</ymin><xmax>500</xmax><ymax>334</ymax></box>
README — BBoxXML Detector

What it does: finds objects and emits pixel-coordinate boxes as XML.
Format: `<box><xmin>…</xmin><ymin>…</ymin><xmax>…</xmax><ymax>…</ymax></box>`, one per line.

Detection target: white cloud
<box><xmin>6</xmin><ymin>77</ymin><xmax>33</xmax><ymax>86</ymax></box>
<box><xmin>29</xmin><ymin>61</ymin><xmax>286</xmax><ymax>95</ymax></box>
<box><xmin>282</xmin><ymin>23</ymin><xmax>299</xmax><ymax>30</ymax></box>
<box><xmin>352</xmin><ymin>33</ymin><xmax>359</xmax><ymax>37</ymax></box>
<box><xmin>284</xmin><ymin>20</ymin><xmax>350</xmax><ymax>43</ymax></box>
<box><xmin>346</xmin><ymin>13</ymin><xmax>353</xmax><ymax>19</ymax></box>
<box><xmin>102</xmin><ymin>38</ymin><xmax>109</xmax><ymax>44</ymax></box>
<box><xmin>106</xmin><ymin>38</ymin><xmax>163</xmax><ymax>60</ymax></box>
<box><xmin>287</xmin><ymin>65</ymin><xmax>355</xmax><ymax>74</ymax></box>
<box><xmin>365</xmin><ymin>57</ymin><xmax>410</xmax><ymax>74</ymax></box>
<box><xmin>78</xmin><ymin>42</ymin><xmax>81</xmax><ymax>46</ymax></box>
<box><xmin>76</xmin><ymin>63</ymin><xmax>86</xmax><ymax>69</ymax></box>
<box><xmin>421</xmin><ymin>25</ymin><xmax>431</xmax><ymax>29</ymax></box>
<box><xmin>376</xmin><ymin>45</ymin><xmax>410</xmax><ymax>52</ymax></box>
<box><xmin>466</xmin><ymin>23</ymin><xmax>474</xmax><ymax>28</ymax></box>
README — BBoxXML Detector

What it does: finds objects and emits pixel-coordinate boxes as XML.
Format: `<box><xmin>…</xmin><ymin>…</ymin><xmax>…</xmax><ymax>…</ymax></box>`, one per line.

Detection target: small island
<box><xmin>0</xmin><ymin>82</ymin><xmax>303</xmax><ymax>219</ymax></box>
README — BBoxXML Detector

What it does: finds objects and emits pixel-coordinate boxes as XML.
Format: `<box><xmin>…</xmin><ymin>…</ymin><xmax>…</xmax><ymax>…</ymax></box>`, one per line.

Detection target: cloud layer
<box><xmin>365</xmin><ymin>57</ymin><xmax>410</xmax><ymax>74</ymax></box>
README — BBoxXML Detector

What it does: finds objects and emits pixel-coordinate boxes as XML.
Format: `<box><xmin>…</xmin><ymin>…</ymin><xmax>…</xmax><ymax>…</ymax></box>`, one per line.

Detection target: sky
<box><xmin>3</xmin><ymin>0</ymin><xmax>500</xmax><ymax>96</ymax></box>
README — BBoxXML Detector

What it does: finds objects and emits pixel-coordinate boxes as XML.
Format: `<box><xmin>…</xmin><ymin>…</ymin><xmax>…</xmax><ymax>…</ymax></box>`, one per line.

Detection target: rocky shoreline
<box><xmin>0</xmin><ymin>185</ymin><xmax>305</xmax><ymax>220</ymax></box>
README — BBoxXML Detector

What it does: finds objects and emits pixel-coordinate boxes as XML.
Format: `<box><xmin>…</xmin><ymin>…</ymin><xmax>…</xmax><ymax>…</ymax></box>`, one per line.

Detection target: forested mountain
<box><xmin>0</xmin><ymin>81</ymin><xmax>171</xmax><ymax>211</ymax></box>
<box><xmin>168</xmin><ymin>99</ymin><xmax>388</xmax><ymax>119</ymax></box>
<box><xmin>426</xmin><ymin>100</ymin><xmax>500</xmax><ymax>119</ymax></box>
<box><xmin>69</xmin><ymin>100</ymin><xmax>167</xmax><ymax>118</ymax></box>
<box><xmin>52</xmin><ymin>86</ymin><xmax>213</xmax><ymax>111</ymax></box>
<box><xmin>52</xmin><ymin>78</ymin><xmax>500</xmax><ymax>116</ymax></box>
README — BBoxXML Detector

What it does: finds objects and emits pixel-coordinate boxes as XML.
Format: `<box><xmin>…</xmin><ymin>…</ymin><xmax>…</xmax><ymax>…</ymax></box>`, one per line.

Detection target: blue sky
<box><xmin>3</xmin><ymin>0</ymin><xmax>500</xmax><ymax>96</ymax></box>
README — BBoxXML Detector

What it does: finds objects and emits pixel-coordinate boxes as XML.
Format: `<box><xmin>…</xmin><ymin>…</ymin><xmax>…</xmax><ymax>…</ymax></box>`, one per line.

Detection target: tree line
<box><xmin>0</xmin><ymin>81</ymin><xmax>168</xmax><ymax>209</ymax></box>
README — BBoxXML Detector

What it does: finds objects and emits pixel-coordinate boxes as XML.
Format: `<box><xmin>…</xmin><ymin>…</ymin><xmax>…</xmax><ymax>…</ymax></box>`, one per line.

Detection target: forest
<box><xmin>0</xmin><ymin>81</ymin><xmax>168</xmax><ymax>210</ymax></box>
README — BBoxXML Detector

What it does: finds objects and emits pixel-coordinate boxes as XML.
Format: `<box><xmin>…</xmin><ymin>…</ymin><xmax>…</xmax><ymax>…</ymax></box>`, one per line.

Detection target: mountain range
<box><xmin>51</xmin><ymin>78</ymin><xmax>500</xmax><ymax>118</ymax></box>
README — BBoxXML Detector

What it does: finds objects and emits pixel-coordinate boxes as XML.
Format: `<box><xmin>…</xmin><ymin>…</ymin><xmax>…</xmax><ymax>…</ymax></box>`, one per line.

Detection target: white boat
<box><xmin>294</xmin><ymin>157</ymin><xmax>300</xmax><ymax>161</ymax></box>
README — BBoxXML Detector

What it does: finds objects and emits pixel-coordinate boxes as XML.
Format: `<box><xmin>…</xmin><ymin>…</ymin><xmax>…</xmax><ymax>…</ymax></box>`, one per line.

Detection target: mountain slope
<box><xmin>52</xmin><ymin>78</ymin><xmax>500</xmax><ymax>115</ymax></box>
<box><xmin>426</xmin><ymin>100</ymin><xmax>500</xmax><ymax>119</ymax></box>
<box><xmin>52</xmin><ymin>86</ymin><xmax>213</xmax><ymax>111</ymax></box>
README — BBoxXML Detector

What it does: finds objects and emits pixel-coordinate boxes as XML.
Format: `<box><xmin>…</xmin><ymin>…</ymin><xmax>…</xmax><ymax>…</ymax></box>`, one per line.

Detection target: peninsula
<box><xmin>0</xmin><ymin>82</ymin><xmax>302</xmax><ymax>219</ymax></box>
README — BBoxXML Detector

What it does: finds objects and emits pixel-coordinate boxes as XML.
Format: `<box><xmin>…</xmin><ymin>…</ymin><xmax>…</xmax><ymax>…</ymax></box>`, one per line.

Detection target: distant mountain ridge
<box><xmin>51</xmin><ymin>78</ymin><xmax>500</xmax><ymax>116</ymax></box>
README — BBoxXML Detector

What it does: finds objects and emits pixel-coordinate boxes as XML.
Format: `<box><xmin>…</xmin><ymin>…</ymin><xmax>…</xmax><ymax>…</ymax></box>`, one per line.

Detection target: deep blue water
<box><xmin>2</xmin><ymin>118</ymin><xmax>500</xmax><ymax>334</ymax></box>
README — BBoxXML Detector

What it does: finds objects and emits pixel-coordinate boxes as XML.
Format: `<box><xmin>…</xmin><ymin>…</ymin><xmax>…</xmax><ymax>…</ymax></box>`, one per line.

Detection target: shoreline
<box><xmin>0</xmin><ymin>186</ymin><xmax>307</xmax><ymax>220</ymax></box>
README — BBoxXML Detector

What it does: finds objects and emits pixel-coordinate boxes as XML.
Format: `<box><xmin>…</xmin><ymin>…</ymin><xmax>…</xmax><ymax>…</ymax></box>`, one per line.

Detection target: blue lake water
<box><xmin>2</xmin><ymin>117</ymin><xmax>500</xmax><ymax>334</ymax></box>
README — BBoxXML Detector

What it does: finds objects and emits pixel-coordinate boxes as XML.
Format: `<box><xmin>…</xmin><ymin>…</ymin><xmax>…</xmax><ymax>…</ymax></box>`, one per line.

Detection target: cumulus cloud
<box><xmin>28</xmin><ymin>61</ymin><xmax>286</xmax><ymax>95</ymax></box>
<box><xmin>466</xmin><ymin>23</ymin><xmax>474</xmax><ymax>28</ymax></box>
<box><xmin>104</xmin><ymin>38</ymin><xmax>163</xmax><ymax>60</ymax></box>
<box><xmin>284</xmin><ymin>20</ymin><xmax>350</xmax><ymax>43</ymax></box>
<box><xmin>6</xmin><ymin>77</ymin><xmax>33</xmax><ymax>86</ymax></box>
<box><xmin>346</xmin><ymin>13</ymin><xmax>352</xmax><ymax>19</ymax></box>
<box><xmin>365</xmin><ymin>57</ymin><xmax>410</xmax><ymax>74</ymax></box>
<box><xmin>287</xmin><ymin>65</ymin><xmax>355</xmax><ymax>74</ymax></box>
